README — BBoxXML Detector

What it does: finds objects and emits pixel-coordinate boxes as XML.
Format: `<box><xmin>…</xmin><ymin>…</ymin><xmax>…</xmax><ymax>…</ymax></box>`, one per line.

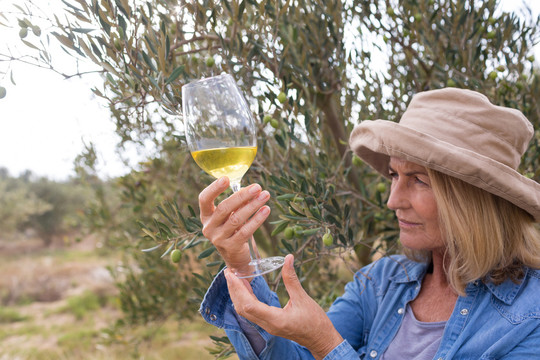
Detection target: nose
<box><xmin>387</xmin><ymin>179</ymin><xmax>409</xmax><ymax>211</ymax></box>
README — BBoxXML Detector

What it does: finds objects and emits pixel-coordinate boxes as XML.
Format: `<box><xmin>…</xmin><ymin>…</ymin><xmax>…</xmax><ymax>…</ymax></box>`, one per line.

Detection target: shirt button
<box><xmin>370</xmin><ymin>350</ymin><xmax>378</xmax><ymax>358</ymax></box>
<box><xmin>205</xmin><ymin>307</ymin><xmax>211</xmax><ymax>315</ymax></box>
<box><xmin>397</xmin><ymin>308</ymin><xmax>405</xmax><ymax>315</ymax></box>
<box><xmin>210</xmin><ymin>314</ymin><xmax>217</xmax><ymax>321</ymax></box>
<box><xmin>460</xmin><ymin>308</ymin><xmax>469</xmax><ymax>316</ymax></box>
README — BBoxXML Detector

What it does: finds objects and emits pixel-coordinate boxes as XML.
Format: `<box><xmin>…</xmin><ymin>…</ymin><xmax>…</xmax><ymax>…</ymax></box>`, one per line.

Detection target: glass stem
<box><xmin>230</xmin><ymin>181</ymin><xmax>241</xmax><ymax>193</ymax></box>
<box><xmin>248</xmin><ymin>235</ymin><xmax>260</xmax><ymax>265</ymax></box>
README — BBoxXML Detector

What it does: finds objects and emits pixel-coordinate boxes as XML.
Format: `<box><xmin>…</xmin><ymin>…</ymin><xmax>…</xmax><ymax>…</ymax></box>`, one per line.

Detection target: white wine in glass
<box><xmin>182</xmin><ymin>73</ymin><xmax>285</xmax><ymax>278</ymax></box>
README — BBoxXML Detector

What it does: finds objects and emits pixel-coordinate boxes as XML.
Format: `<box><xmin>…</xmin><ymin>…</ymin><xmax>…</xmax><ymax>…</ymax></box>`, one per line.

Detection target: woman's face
<box><xmin>387</xmin><ymin>157</ymin><xmax>444</xmax><ymax>251</ymax></box>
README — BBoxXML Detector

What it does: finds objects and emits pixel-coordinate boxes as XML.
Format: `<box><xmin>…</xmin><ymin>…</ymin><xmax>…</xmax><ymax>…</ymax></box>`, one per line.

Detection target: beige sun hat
<box><xmin>349</xmin><ymin>87</ymin><xmax>540</xmax><ymax>222</ymax></box>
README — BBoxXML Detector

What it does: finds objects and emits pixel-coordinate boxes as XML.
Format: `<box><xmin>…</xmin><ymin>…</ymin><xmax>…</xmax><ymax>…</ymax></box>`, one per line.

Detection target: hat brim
<box><xmin>350</xmin><ymin>120</ymin><xmax>540</xmax><ymax>222</ymax></box>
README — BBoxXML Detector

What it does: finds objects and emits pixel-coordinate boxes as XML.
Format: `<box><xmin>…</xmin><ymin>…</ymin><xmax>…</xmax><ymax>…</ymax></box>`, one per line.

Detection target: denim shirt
<box><xmin>200</xmin><ymin>255</ymin><xmax>540</xmax><ymax>359</ymax></box>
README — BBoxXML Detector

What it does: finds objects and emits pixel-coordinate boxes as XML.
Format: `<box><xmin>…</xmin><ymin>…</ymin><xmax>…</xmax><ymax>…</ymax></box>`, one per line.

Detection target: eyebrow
<box><xmin>388</xmin><ymin>165</ymin><xmax>428</xmax><ymax>177</ymax></box>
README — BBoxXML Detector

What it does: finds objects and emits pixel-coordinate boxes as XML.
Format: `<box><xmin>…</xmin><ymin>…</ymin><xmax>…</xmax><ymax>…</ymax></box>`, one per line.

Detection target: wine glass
<box><xmin>182</xmin><ymin>73</ymin><xmax>285</xmax><ymax>278</ymax></box>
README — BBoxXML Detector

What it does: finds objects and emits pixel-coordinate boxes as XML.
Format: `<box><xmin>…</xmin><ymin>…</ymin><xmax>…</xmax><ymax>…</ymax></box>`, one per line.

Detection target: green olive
<box><xmin>352</xmin><ymin>155</ymin><xmax>363</xmax><ymax>167</ymax></box>
<box><xmin>270</xmin><ymin>118</ymin><xmax>280</xmax><ymax>129</ymax></box>
<box><xmin>293</xmin><ymin>225</ymin><xmax>303</xmax><ymax>238</ymax></box>
<box><xmin>284</xmin><ymin>227</ymin><xmax>295</xmax><ymax>240</ymax></box>
<box><xmin>32</xmin><ymin>26</ymin><xmax>41</xmax><ymax>36</ymax></box>
<box><xmin>205</xmin><ymin>57</ymin><xmax>215</xmax><ymax>67</ymax></box>
<box><xmin>322</xmin><ymin>232</ymin><xmax>333</xmax><ymax>246</ymax></box>
<box><xmin>19</xmin><ymin>28</ymin><xmax>28</xmax><ymax>39</ymax></box>
<box><xmin>263</xmin><ymin>114</ymin><xmax>273</xmax><ymax>124</ymax></box>
<box><xmin>170</xmin><ymin>249</ymin><xmax>182</xmax><ymax>263</ymax></box>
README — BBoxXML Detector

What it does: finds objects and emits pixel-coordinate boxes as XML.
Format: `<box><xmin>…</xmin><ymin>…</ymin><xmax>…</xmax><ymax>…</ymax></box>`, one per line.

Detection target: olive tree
<box><xmin>2</xmin><ymin>0</ymin><xmax>539</xmax><ymax>357</ymax></box>
<box><xmin>0</xmin><ymin>169</ymin><xmax>52</xmax><ymax>235</ymax></box>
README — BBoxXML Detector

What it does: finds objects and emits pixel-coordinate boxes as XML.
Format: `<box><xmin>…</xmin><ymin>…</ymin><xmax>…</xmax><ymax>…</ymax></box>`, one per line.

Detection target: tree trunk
<box><xmin>318</xmin><ymin>92</ymin><xmax>348</xmax><ymax>158</ymax></box>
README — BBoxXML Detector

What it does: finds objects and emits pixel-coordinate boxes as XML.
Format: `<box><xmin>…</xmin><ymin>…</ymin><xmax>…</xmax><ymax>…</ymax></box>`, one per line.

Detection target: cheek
<box><xmin>424</xmin><ymin>204</ymin><xmax>439</xmax><ymax>223</ymax></box>
<box><xmin>415</xmin><ymin>194</ymin><xmax>440</xmax><ymax>228</ymax></box>
<box><xmin>422</xmin><ymin>201</ymin><xmax>442</xmax><ymax>240</ymax></box>
<box><xmin>416</xmin><ymin>192</ymin><xmax>438</xmax><ymax>219</ymax></box>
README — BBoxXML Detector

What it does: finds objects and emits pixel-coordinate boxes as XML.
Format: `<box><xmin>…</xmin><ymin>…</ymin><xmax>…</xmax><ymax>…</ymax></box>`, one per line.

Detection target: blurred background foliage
<box><xmin>0</xmin><ymin>167</ymin><xmax>90</xmax><ymax>246</ymax></box>
<box><xmin>1</xmin><ymin>0</ymin><xmax>540</xmax><ymax>358</ymax></box>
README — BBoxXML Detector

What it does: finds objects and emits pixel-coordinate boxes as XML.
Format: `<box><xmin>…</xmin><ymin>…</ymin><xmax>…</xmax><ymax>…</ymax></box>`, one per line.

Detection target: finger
<box><xmin>212</xmin><ymin>206</ymin><xmax>270</xmax><ymax>268</ymax></box>
<box><xmin>224</xmin><ymin>189</ymin><xmax>270</xmax><ymax>229</ymax></box>
<box><xmin>225</xmin><ymin>201</ymin><xmax>270</xmax><ymax>242</ymax></box>
<box><xmin>210</xmin><ymin>183</ymin><xmax>263</xmax><ymax>227</ymax></box>
<box><xmin>225</xmin><ymin>268</ymin><xmax>260</xmax><ymax>314</ymax></box>
<box><xmin>281</xmin><ymin>254</ymin><xmax>307</xmax><ymax>300</ymax></box>
<box><xmin>225</xmin><ymin>268</ymin><xmax>255</xmax><ymax>296</ymax></box>
<box><xmin>225</xmin><ymin>269</ymin><xmax>281</xmax><ymax>327</ymax></box>
<box><xmin>199</xmin><ymin>177</ymin><xmax>229</xmax><ymax>219</ymax></box>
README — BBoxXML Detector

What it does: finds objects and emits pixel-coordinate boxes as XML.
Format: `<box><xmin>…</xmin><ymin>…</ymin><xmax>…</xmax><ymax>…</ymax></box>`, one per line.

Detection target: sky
<box><xmin>0</xmin><ymin>64</ymin><xmax>129</xmax><ymax>180</ymax></box>
<box><xmin>0</xmin><ymin>0</ymin><xmax>538</xmax><ymax>181</ymax></box>
<box><xmin>0</xmin><ymin>0</ymin><xmax>140</xmax><ymax>181</ymax></box>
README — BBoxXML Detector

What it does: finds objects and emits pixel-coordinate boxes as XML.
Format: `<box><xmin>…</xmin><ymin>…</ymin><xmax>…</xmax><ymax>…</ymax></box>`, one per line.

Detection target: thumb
<box><xmin>282</xmin><ymin>254</ymin><xmax>307</xmax><ymax>299</ymax></box>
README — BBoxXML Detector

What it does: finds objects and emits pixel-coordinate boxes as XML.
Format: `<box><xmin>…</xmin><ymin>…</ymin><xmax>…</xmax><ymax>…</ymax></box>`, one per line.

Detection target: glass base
<box><xmin>235</xmin><ymin>256</ymin><xmax>286</xmax><ymax>279</ymax></box>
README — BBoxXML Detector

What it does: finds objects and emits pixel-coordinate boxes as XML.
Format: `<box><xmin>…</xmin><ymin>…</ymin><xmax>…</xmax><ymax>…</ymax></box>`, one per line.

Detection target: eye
<box><xmin>388</xmin><ymin>171</ymin><xmax>398</xmax><ymax>179</ymax></box>
<box><xmin>414</xmin><ymin>176</ymin><xmax>429</xmax><ymax>186</ymax></box>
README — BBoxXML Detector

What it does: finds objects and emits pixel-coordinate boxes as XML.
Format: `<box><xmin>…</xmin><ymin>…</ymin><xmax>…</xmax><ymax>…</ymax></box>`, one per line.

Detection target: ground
<box><xmin>0</xmin><ymin>234</ymin><xmax>235</xmax><ymax>359</ymax></box>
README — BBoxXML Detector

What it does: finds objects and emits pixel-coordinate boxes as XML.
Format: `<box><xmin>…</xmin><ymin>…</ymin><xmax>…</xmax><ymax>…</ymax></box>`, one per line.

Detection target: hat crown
<box><xmin>400</xmin><ymin>88</ymin><xmax>533</xmax><ymax>170</ymax></box>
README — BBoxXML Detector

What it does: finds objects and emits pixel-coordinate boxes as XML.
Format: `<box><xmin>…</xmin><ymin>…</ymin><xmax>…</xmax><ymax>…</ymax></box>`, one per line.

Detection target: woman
<box><xmin>198</xmin><ymin>88</ymin><xmax>540</xmax><ymax>359</ymax></box>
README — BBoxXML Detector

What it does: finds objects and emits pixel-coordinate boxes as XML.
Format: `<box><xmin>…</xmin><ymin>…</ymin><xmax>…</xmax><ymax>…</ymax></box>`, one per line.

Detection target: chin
<box><xmin>400</xmin><ymin>232</ymin><xmax>443</xmax><ymax>251</ymax></box>
<box><xmin>400</xmin><ymin>238</ymin><xmax>434</xmax><ymax>252</ymax></box>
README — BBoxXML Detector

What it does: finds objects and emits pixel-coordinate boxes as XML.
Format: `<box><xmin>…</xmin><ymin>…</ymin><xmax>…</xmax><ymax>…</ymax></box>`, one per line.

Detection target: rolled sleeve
<box><xmin>200</xmin><ymin>268</ymin><xmax>281</xmax><ymax>327</ymax></box>
<box><xmin>323</xmin><ymin>340</ymin><xmax>359</xmax><ymax>360</ymax></box>
<box><xmin>200</xmin><ymin>268</ymin><xmax>285</xmax><ymax>358</ymax></box>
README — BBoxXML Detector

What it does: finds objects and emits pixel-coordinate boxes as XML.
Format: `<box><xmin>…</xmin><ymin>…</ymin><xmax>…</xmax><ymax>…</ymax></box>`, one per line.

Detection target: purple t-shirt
<box><xmin>381</xmin><ymin>305</ymin><xmax>446</xmax><ymax>359</ymax></box>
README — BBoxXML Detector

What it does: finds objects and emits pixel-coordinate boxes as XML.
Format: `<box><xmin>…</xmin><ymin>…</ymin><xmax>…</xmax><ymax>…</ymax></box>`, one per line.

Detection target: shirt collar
<box><xmin>389</xmin><ymin>258</ymin><xmax>428</xmax><ymax>283</ymax></box>
<box><xmin>387</xmin><ymin>258</ymin><xmax>531</xmax><ymax>305</ymax></box>
<box><xmin>483</xmin><ymin>267</ymin><xmax>530</xmax><ymax>305</ymax></box>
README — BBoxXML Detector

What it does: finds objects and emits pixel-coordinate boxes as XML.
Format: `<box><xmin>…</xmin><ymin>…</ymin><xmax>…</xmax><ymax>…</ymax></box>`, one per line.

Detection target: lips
<box><xmin>397</xmin><ymin>218</ymin><xmax>421</xmax><ymax>227</ymax></box>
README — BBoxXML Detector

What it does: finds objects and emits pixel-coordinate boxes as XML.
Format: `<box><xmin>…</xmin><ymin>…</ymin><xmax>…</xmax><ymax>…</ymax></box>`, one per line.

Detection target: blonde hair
<box><xmin>405</xmin><ymin>169</ymin><xmax>540</xmax><ymax>296</ymax></box>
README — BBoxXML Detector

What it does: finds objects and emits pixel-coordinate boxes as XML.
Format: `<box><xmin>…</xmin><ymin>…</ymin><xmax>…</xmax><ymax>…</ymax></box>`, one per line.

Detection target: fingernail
<box><xmin>260</xmin><ymin>206</ymin><xmax>270</xmax><ymax>215</ymax></box>
<box><xmin>218</xmin><ymin>177</ymin><xmax>228</xmax><ymax>186</ymax></box>
<box><xmin>249</xmin><ymin>184</ymin><xmax>261</xmax><ymax>194</ymax></box>
<box><xmin>285</xmin><ymin>254</ymin><xmax>294</xmax><ymax>265</ymax></box>
<box><xmin>257</xmin><ymin>190</ymin><xmax>269</xmax><ymax>201</ymax></box>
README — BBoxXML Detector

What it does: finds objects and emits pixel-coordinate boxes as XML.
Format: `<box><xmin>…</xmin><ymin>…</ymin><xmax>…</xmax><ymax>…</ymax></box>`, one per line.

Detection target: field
<box><xmin>0</xmin><ymin>235</ymin><xmax>236</xmax><ymax>359</ymax></box>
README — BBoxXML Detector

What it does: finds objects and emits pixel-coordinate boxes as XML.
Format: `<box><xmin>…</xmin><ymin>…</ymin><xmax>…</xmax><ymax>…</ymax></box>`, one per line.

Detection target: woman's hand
<box><xmin>198</xmin><ymin>176</ymin><xmax>271</xmax><ymax>275</ymax></box>
<box><xmin>225</xmin><ymin>254</ymin><xmax>344</xmax><ymax>360</ymax></box>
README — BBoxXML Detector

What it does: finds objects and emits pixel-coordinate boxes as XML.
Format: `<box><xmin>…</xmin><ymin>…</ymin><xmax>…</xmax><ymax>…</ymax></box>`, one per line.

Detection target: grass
<box><xmin>2</xmin><ymin>318</ymin><xmax>229</xmax><ymax>360</ymax></box>
<box><xmin>58</xmin><ymin>291</ymin><xmax>105</xmax><ymax>320</ymax></box>
<box><xmin>0</xmin><ymin>324</ymin><xmax>43</xmax><ymax>342</ymax></box>
<box><xmin>57</xmin><ymin>328</ymin><xmax>101</xmax><ymax>350</ymax></box>
<box><xmin>0</xmin><ymin>307</ymin><xmax>30</xmax><ymax>323</ymax></box>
